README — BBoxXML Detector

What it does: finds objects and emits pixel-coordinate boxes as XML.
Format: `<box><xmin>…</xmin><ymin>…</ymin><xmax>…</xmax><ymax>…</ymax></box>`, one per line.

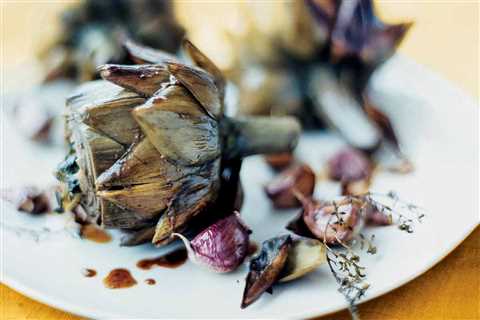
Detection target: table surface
<box><xmin>1</xmin><ymin>2</ymin><xmax>478</xmax><ymax>319</ymax></box>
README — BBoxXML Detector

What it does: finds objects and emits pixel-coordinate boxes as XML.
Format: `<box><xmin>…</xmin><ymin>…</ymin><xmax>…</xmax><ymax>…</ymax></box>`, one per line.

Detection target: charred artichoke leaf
<box><xmin>166</xmin><ymin>62</ymin><xmax>221</xmax><ymax>119</ymax></box>
<box><xmin>70</xmin><ymin>123</ymin><xmax>125</xmax><ymax>180</ymax></box>
<box><xmin>98</xmin><ymin>64</ymin><xmax>170</xmax><ymax>97</ymax></box>
<box><xmin>133</xmin><ymin>85</ymin><xmax>220</xmax><ymax>165</ymax></box>
<box><xmin>182</xmin><ymin>39</ymin><xmax>226</xmax><ymax>99</ymax></box>
<box><xmin>100</xmin><ymin>199</ymin><xmax>158</xmax><ymax>229</ymax></box>
<box><xmin>67</xmin><ymin>80</ymin><xmax>145</xmax><ymax>145</ymax></box>
<box><xmin>152</xmin><ymin>159</ymin><xmax>221</xmax><ymax>246</ymax></box>
<box><xmin>241</xmin><ymin>235</ymin><xmax>292</xmax><ymax>309</ymax></box>
<box><xmin>96</xmin><ymin>138</ymin><xmax>198</xmax><ymax>188</ymax></box>
<box><xmin>123</xmin><ymin>39</ymin><xmax>178</xmax><ymax>64</ymax></box>
<box><xmin>279</xmin><ymin>237</ymin><xmax>326</xmax><ymax>282</ymax></box>
<box><xmin>97</xmin><ymin>181</ymin><xmax>179</xmax><ymax>218</ymax></box>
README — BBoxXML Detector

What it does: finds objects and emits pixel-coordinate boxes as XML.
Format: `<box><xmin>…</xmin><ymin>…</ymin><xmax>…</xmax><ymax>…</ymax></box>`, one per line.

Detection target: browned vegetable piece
<box><xmin>241</xmin><ymin>235</ymin><xmax>292</xmax><ymax>308</ymax></box>
<box><xmin>327</xmin><ymin>147</ymin><xmax>372</xmax><ymax>183</ymax></box>
<box><xmin>279</xmin><ymin>236</ymin><xmax>326</xmax><ymax>282</ymax></box>
<box><xmin>97</xmin><ymin>64</ymin><xmax>170</xmax><ymax>97</ymax></box>
<box><xmin>286</xmin><ymin>192</ymin><xmax>365</xmax><ymax>245</ymax></box>
<box><xmin>1</xmin><ymin>186</ymin><xmax>51</xmax><ymax>214</ymax></box>
<box><xmin>265</xmin><ymin>164</ymin><xmax>315</xmax><ymax>209</ymax></box>
<box><xmin>264</xmin><ymin>152</ymin><xmax>295</xmax><ymax>171</ymax></box>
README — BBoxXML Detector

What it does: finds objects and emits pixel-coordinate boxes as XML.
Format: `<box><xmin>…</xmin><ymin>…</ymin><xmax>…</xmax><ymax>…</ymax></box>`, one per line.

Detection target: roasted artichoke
<box><xmin>57</xmin><ymin>40</ymin><xmax>300</xmax><ymax>246</ymax></box>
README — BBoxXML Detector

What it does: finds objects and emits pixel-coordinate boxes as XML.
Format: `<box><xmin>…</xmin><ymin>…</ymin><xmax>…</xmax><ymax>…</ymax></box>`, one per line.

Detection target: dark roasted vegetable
<box><xmin>241</xmin><ymin>235</ymin><xmax>326</xmax><ymax>308</ymax></box>
<box><xmin>58</xmin><ymin>39</ymin><xmax>300</xmax><ymax>246</ymax></box>
<box><xmin>241</xmin><ymin>235</ymin><xmax>291</xmax><ymax>308</ymax></box>
<box><xmin>265</xmin><ymin>164</ymin><xmax>315</xmax><ymax>209</ymax></box>
<box><xmin>264</xmin><ymin>152</ymin><xmax>295</xmax><ymax>171</ymax></box>
<box><xmin>287</xmin><ymin>193</ymin><xmax>394</xmax><ymax>244</ymax></box>
<box><xmin>1</xmin><ymin>186</ymin><xmax>52</xmax><ymax>214</ymax></box>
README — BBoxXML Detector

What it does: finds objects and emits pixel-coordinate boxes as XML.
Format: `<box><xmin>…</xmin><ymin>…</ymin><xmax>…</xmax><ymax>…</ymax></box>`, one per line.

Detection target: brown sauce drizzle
<box><xmin>82</xmin><ymin>268</ymin><xmax>97</xmax><ymax>277</ymax></box>
<box><xmin>80</xmin><ymin>224</ymin><xmax>112</xmax><ymax>243</ymax></box>
<box><xmin>136</xmin><ymin>248</ymin><xmax>188</xmax><ymax>270</ymax></box>
<box><xmin>145</xmin><ymin>278</ymin><xmax>156</xmax><ymax>285</ymax></box>
<box><xmin>103</xmin><ymin>269</ymin><xmax>137</xmax><ymax>289</ymax></box>
<box><xmin>248</xmin><ymin>241</ymin><xmax>258</xmax><ymax>256</ymax></box>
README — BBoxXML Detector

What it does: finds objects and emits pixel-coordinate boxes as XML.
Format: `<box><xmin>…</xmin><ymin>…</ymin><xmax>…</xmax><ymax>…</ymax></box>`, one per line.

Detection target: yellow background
<box><xmin>1</xmin><ymin>1</ymin><xmax>478</xmax><ymax>319</ymax></box>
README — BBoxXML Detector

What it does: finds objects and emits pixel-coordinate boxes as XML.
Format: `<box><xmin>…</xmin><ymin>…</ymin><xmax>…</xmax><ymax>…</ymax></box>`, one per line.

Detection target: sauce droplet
<box><xmin>103</xmin><ymin>269</ymin><xmax>137</xmax><ymax>289</ymax></box>
<box><xmin>136</xmin><ymin>248</ymin><xmax>188</xmax><ymax>270</ymax></box>
<box><xmin>82</xmin><ymin>268</ymin><xmax>97</xmax><ymax>277</ymax></box>
<box><xmin>145</xmin><ymin>278</ymin><xmax>156</xmax><ymax>285</ymax></box>
<box><xmin>247</xmin><ymin>241</ymin><xmax>258</xmax><ymax>256</ymax></box>
<box><xmin>81</xmin><ymin>224</ymin><xmax>112</xmax><ymax>243</ymax></box>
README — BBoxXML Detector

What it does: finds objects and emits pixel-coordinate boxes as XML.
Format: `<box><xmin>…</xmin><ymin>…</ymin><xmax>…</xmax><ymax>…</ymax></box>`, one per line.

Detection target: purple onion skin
<box><xmin>328</xmin><ymin>148</ymin><xmax>372</xmax><ymax>182</ymax></box>
<box><xmin>190</xmin><ymin>214</ymin><xmax>250</xmax><ymax>273</ymax></box>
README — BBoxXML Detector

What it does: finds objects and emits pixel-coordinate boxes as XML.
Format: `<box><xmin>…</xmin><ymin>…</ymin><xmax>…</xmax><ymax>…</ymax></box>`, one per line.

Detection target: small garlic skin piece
<box><xmin>327</xmin><ymin>147</ymin><xmax>372</xmax><ymax>183</ymax></box>
<box><xmin>1</xmin><ymin>187</ymin><xmax>51</xmax><ymax>214</ymax></box>
<box><xmin>302</xmin><ymin>198</ymin><xmax>364</xmax><ymax>245</ymax></box>
<box><xmin>264</xmin><ymin>164</ymin><xmax>315</xmax><ymax>209</ymax></box>
<box><xmin>176</xmin><ymin>213</ymin><xmax>250</xmax><ymax>273</ymax></box>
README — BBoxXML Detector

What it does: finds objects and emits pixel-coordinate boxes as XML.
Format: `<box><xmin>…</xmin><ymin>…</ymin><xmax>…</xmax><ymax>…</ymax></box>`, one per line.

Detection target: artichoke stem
<box><xmin>225</xmin><ymin>116</ymin><xmax>301</xmax><ymax>159</ymax></box>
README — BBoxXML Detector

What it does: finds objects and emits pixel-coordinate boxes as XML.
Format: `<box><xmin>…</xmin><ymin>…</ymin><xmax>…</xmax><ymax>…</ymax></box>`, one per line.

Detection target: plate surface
<box><xmin>1</xmin><ymin>56</ymin><xmax>478</xmax><ymax>319</ymax></box>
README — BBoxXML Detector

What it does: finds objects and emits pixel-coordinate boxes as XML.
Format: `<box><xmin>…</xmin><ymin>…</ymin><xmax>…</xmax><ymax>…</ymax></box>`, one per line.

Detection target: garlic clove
<box><xmin>265</xmin><ymin>164</ymin><xmax>315</xmax><ymax>209</ymax></box>
<box><xmin>298</xmin><ymin>197</ymin><xmax>364</xmax><ymax>245</ymax></box>
<box><xmin>174</xmin><ymin>213</ymin><xmax>250</xmax><ymax>273</ymax></box>
<box><xmin>279</xmin><ymin>237</ymin><xmax>327</xmax><ymax>282</ymax></box>
<box><xmin>327</xmin><ymin>147</ymin><xmax>372</xmax><ymax>183</ymax></box>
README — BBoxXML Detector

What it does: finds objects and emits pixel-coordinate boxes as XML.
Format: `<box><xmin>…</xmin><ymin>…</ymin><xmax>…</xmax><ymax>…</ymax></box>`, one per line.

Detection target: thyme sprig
<box><xmin>323</xmin><ymin>191</ymin><xmax>424</xmax><ymax>320</ymax></box>
<box><xmin>362</xmin><ymin>191</ymin><xmax>425</xmax><ymax>233</ymax></box>
<box><xmin>322</xmin><ymin>206</ymin><xmax>369</xmax><ymax>320</ymax></box>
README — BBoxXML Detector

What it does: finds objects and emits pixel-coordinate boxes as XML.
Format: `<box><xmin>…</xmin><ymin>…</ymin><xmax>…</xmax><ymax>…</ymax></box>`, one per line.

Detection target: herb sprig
<box><xmin>323</xmin><ymin>191</ymin><xmax>424</xmax><ymax>320</ymax></box>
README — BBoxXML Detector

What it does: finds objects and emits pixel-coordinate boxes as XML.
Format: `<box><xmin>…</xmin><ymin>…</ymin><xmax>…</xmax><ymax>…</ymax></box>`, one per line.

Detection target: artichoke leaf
<box><xmin>152</xmin><ymin>159</ymin><xmax>220</xmax><ymax>245</ymax></box>
<box><xmin>167</xmin><ymin>62</ymin><xmax>221</xmax><ymax>119</ymax></box>
<box><xmin>98</xmin><ymin>64</ymin><xmax>170</xmax><ymax>97</ymax></box>
<box><xmin>133</xmin><ymin>85</ymin><xmax>220</xmax><ymax>165</ymax></box>
<box><xmin>182</xmin><ymin>39</ymin><xmax>225</xmax><ymax>99</ymax></box>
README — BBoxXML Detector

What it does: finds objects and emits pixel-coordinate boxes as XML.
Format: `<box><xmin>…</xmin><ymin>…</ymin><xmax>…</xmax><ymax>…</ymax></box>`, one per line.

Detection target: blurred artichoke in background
<box><xmin>58</xmin><ymin>40</ymin><xmax>300</xmax><ymax>246</ymax></box>
<box><xmin>231</xmin><ymin>0</ymin><xmax>411</xmax><ymax>158</ymax></box>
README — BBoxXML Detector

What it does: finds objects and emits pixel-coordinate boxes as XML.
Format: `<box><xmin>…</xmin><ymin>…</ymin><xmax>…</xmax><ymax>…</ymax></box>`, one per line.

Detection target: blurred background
<box><xmin>1</xmin><ymin>1</ymin><xmax>478</xmax><ymax>320</ymax></box>
<box><xmin>1</xmin><ymin>1</ymin><xmax>479</xmax><ymax>97</ymax></box>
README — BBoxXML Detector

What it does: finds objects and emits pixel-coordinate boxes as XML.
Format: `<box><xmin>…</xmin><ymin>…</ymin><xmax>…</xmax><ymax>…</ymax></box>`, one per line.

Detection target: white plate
<box><xmin>1</xmin><ymin>56</ymin><xmax>478</xmax><ymax>319</ymax></box>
